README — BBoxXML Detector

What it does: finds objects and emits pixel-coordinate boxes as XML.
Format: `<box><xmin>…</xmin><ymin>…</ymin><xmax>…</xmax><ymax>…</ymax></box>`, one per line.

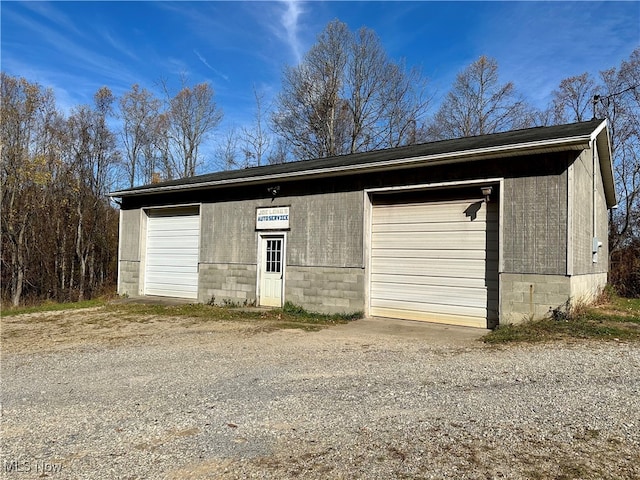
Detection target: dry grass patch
<box><xmin>1</xmin><ymin>301</ymin><xmax>362</xmax><ymax>354</ymax></box>
<box><xmin>484</xmin><ymin>294</ymin><xmax>640</xmax><ymax>345</ymax></box>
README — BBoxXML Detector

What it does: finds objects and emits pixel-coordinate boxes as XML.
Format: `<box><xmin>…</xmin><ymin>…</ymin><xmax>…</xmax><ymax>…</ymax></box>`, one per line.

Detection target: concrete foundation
<box><xmin>285</xmin><ymin>266</ymin><xmax>365</xmax><ymax>314</ymax></box>
<box><xmin>500</xmin><ymin>272</ymin><xmax>607</xmax><ymax>323</ymax></box>
<box><xmin>198</xmin><ymin>263</ymin><xmax>257</xmax><ymax>306</ymax></box>
<box><xmin>118</xmin><ymin>260</ymin><xmax>141</xmax><ymax>297</ymax></box>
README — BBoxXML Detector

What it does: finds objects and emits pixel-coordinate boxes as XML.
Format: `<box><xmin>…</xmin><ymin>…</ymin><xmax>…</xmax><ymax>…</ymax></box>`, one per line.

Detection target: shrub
<box><xmin>609</xmin><ymin>240</ymin><xmax>640</xmax><ymax>298</ymax></box>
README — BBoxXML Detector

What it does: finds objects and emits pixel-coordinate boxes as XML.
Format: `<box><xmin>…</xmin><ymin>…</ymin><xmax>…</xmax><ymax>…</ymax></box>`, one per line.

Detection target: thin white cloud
<box><xmin>194</xmin><ymin>50</ymin><xmax>229</xmax><ymax>81</ymax></box>
<box><xmin>165</xmin><ymin>57</ymin><xmax>191</xmax><ymax>78</ymax></box>
<box><xmin>102</xmin><ymin>30</ymin><xmax>139</xmax><ymax>62</ymax></box>
<box><xmin>19</xmin><ymin>1</ymin><xmax>82</xmax><ymax>37</ymax></box>
<box><xmin>4</xmin><ymin>4</ymin><xmax>140</xmax><ymax>91</ymax></box>
<box><xmin>280</xmin><ymin>0</ymin><xmax>304</xmax><ymax>64</ymax></box>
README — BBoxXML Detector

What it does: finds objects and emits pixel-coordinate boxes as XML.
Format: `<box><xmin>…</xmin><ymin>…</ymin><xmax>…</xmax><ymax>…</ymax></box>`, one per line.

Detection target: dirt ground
<box><xmin>1</xmin><ymin>305</ymin><xmax>294</xmax><ymax>356</ymax></box>
<box><xmin>2</xmin><ymin>306</ymin><xmax>639</xmax><ymax>480</ymax></box>
<box><xmin>0</xmin><ymin>305</ymin><xmax>484</xmax><ymax>355</ymax></box>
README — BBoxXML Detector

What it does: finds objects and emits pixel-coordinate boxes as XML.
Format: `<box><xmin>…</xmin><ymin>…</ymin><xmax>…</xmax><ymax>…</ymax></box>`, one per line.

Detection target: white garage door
<box><xmin>370</xmin><ymin>197</ymin><xmax>498</xmax><ymax>328</ymax></box>
<box><xmin>145</xmin><ymin>209</ymin><xmax>200</xmax><ymax>299</ymax></box>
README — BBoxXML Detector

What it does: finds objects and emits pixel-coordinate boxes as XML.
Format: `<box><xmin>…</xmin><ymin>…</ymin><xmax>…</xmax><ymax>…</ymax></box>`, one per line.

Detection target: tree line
<box><xmin>2</xmin><ymin>20</ymin><xmax>639</xmax><ymax>306</ymax></box>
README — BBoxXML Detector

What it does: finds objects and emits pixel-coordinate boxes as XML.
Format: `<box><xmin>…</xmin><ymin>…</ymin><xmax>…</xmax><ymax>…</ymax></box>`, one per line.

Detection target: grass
<box><xmin>103</xmin><ymin>300</ymin><xmax>363</xmax><ymax>331</ymax></box>
<box><xmin>1</xmin><ymin>298</ymin><xmax>106</xmax><ymax>317</ymax></box>
<box><xmin>483</xmin><ymin>294</ymin><xmax>640</xmax><ymax>345</ymax></box>
<box><xmin>2</xmin><ymin>297</ymin><xmax>362</xmax><ymax>330</ymax></box>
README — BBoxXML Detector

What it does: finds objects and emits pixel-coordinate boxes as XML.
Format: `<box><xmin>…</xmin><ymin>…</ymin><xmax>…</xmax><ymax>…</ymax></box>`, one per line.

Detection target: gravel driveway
<box><xmin>1</xmin><ymin>310</ymin><xmax>639</xmax><ymax>479</ymax></box>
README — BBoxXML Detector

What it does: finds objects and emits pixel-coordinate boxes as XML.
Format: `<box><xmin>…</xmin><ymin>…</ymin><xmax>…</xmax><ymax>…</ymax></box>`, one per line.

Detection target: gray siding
<box><xmin>198</xmin><ymin>191</ymin><xmax>364</xmax><ymax>310</ymax></box>
<box><xmin>115</xmin><ymin>144</ymin><xmax>611</xmax><ymax>322</ymax></box>
<box><xmin>200</xmin><ymin>191</ymin><xmax>363</xmax><ymax>268</ymax></box>
<box><xmin>502</xmin><ymin>165</ymin><xmax>568</xmax><ymax>275</ymax></box>
<box><xmin>288</xmin><ymin>191</ymin><xmax>363</xmax><ymax>268</ymax></box>
<box><xmin>117</xmin><ymin>209</ymin><xmax>142</xmax><ymax>296</ymax></box>
<box><xmin>571</xmin><ymin>148</ymin><xmax>609</xmax><ymax>275</ymax></box>
<box><xmin>119</xmin><ymin>209</ymin><xmax>141</xmax><ymax>261</ymax></box>
<box><xmin>200</xmin><ymin>201</ymin><xmax>257</xmax><ymax>264</ymax></box>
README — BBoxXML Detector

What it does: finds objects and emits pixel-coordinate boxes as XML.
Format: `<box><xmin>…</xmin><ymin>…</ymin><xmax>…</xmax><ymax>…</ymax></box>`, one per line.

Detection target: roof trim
<box><xmin>110</xmin><ymin>133</ymin><xmax>593</xmax><ymax>198</ymax></box>
<box><xmin>590</xmin><ymin>119</ymin><xmax>617</xmax><ymax>208</ymax></box>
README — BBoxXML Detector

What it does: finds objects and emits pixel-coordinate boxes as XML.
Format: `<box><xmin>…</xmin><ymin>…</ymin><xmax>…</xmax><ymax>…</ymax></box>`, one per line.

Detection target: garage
<box><xmin>113</xmin><ymin>120</ymin><xmax>615</xmax><ymax>326</ymax></box>
<box><xmin>369</xmin><ymin>191</ymin><xmax>498</xmax><ymax>328</ymax></box>
<box><xmin>144</xmin><ymin>208</ymin><xmax>200</xmax><ymax>299</ymax></box>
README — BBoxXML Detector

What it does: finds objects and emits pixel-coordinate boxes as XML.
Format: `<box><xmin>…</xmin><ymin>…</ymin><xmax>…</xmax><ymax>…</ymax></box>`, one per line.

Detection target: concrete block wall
<box><xmin>570</xmin><ymin>273</ymin><xmax>607</xmax><ymax>304</ymax></box>
<box><xmin>501</xmin><ymin>272</ymin><xmax>608</xmax><ymax>324</ymax></box>
<box><xmin>198</xmin><ymin>263</ymin><xmax>257</xmax><ymax>305</ymax></box>
<box><xmin>118</xmin><ymin>260</ymin><xmax>141</xmax><ymax>296</ymax></box>
<box><xmin>500</xmin><ymin>273</ymin><xmax>572</xmax><ymax>323</ymax></box>
<box><xmin>285</xmin><ymin>266</ymin><xmax>365</xmax><ymax>314</ymax></box>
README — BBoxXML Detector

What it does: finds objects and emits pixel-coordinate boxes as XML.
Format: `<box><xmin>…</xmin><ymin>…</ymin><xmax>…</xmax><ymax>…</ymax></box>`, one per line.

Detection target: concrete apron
<box><xmin>110</xmin><ymin>297</ymin><xmax>487</xmax><ymax>345</ymax></box>
<box><xmin>330</xmin><ymin>316</ymin><xmax>488</xmax><ymax>346</ymax></box>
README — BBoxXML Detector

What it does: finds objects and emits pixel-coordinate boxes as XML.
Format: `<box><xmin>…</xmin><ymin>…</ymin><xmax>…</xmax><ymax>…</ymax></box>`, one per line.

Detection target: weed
<box><xmin>222</xmin><ymin>298</ymin><xmax>241</xmax><ymax>308</ymax></box>
<box><xmin>282</xmin><ymin>301</ymin><xmax>363</xmax><ymax>322</ymax></box>
<box><xmin>103</xmin><ymin>301</ymin><xmax>363</xmax><ymax>331</ymax></box>
<box><xmin>484</xmin><ymin>293</ymin><xmax>640</xmax><ymax>345</ymax></box>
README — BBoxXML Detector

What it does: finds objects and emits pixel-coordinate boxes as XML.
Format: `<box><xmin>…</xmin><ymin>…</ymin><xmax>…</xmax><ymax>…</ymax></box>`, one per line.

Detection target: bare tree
<box><xmin>241</xmin><ymin>85</ymin><xmax>271</xmax><ymax>167</ymax></box>
<box><xmin>146</xmin><ymin>112</ymin><xmax>172</xmax><ymax>181</ymax></box>
<box><xmin>427</xmin><ymin>55</ymin><xmax>532</xmax><ymax>140</ymax></box>
<box><xmin>165</xmin><ymin>80</ymin><xmax>223</xmax><ymax>178</ymax></box>
<box><xmin>119</xmin><ymin>84</ymin><xmax>162</xmax><ymax>187</ymax></box>
<box><xmin>272</xmin><ymin>20</ymin><xmax>430</xmax><ymax>159</ymax></box>
<box><xmin>380</xmin><ymin>61</ymin><xmax>429</xmax><ymax>147</ymax></box>
<box><xmin>552</xmin><ymin>73</ymin><xmax>597</xmax><ymax>123</ymax></box>
<box><xmin>1</xmin><ymin>74</ymin><xmax>57</xmax><ymax>305</ymax></box>
<box><xmin>1</xmin><ymin>74</ymin><xmax>118</xmax><ymax>306</ymax></box>
<box><xmin>266</xmin><ymin>137</ymin><xmax>292</xmax><ymax>165</ymax></box>
<box><xmin>595</xmin><ymin>49</ymin><xmax>640</xmax><ymax>253</ymax></box>
<box><xmin>63</xmin><ymin>87</ymin><xmax>119</xmax><ymax>300</ymax></box>
<box><xmin>216</xmin><ymin>126</ymin><xmax>241</xmax><ymax>170</ymax></box>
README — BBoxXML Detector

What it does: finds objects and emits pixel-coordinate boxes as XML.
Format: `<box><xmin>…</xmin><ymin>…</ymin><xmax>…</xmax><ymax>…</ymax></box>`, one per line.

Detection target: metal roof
<box><xmin>111</xmin><ymin>119</ymin><xmax>615</xmax><ymax>206</ymax></box>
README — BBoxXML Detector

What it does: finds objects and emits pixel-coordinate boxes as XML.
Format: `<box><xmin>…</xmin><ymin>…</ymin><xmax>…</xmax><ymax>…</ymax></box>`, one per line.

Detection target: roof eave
<box><xmin>109</xmin><ymin>134</ymin><xmax>592</xmax><ymax>198</ymax></box>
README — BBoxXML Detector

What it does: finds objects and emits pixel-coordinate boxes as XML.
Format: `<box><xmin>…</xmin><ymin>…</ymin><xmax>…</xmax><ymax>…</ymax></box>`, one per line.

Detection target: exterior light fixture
<box><xmin>267</xmin><ymin>185</ymin><xmax>280</xmax><ymax>196</ymax></box>
<box><xmin>481</xmin><ymin>186</ymin><xmax>493</xmax><ymax>203</ymax></box>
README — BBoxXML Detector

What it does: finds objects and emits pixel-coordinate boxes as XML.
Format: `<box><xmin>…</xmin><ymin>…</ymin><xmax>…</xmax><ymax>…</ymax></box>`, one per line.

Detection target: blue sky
<box><xmin>2</xmin><ymin>1</ymin><xmax>639</xmax><ymax>139</ymax></box>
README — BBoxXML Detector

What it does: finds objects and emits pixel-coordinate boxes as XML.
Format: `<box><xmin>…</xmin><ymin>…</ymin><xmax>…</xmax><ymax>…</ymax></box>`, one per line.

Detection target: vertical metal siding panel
<box><xmin>120</xmin><ymin>209</ymin><xmax>141</xmax><ymax>261</ymax></box>
<box><xmin>207</xmin><ymin>201</ymin><xmax>257</xmax><ymax>265</ymax></box>
<box><xmin>535</xmin><ymin>176</ymin><xmax>547</xmax><ymax>272</ymax></box>
<box><xmin>288</xmin><ymin>191</ymin><xmax>363</xmax><ymax>268</ymax></box>
<box><xmin>522</xmin><ymin>177</ymin><xmax>537</xmax><ymax>272</ymax></box>
<box><xmin>504</xmin><ymin>165</ymin><xmax>568</xmax><ymax>276</ymax></box>
<box><xmin>594</xmin><ymin>151</ymin><xmax>609</xmax><ymax>274</ymax></box>
<box><xmin>572</xmin><ymin>151</ymin><xmax>592</xmax><ymax>274</ymax></box>
<box><xmin>557</xmin><ymin>167</ymin><xmax>569</xmax><ymax>274</ymax></box>
<box><xmin>502</xmin><ymin>179</ymin><xmax>514</xmax><ymax>272</ymax></box>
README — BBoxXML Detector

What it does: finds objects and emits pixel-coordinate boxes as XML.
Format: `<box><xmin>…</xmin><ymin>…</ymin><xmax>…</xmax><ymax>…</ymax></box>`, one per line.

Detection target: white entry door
<box><xmin>259</xmin><ymin>236</ymin><xmax>284</xmax><ymax>307</ymax></box>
